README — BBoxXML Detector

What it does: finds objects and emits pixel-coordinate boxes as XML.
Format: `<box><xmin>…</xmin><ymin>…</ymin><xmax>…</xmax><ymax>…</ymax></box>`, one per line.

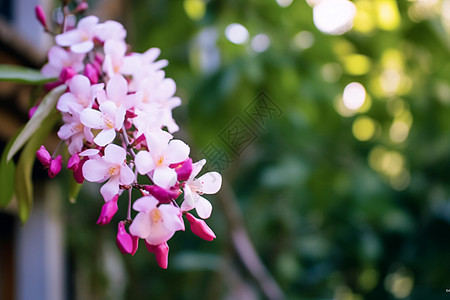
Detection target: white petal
<box><xmin>79</xmin><ymin>149</ymin><xmax>99</xmax><ymax>157</ymax></box>
<box><xmin>77</xmin><ymin>15</ymin><xmax>99</xmax><ymax>31</ymax></box>
<box><xmin>82</xmin><ymin>158</ymin><xmax>110</xmax><ymax>182</ymax></box>
<box><xmin>189</xmin><ymin>159</ymin><xmax>206</xmax><ymax>181</ymax></box>
<box><xmin>107</xmin><ymin>75</ymin><xmax>128</xmax><ymax>103</ymax></box>
<box><xmin>146</xmin><ymin>223</ymin><xmax>173</xmax><ymax>245</ymax></box>
<box><xmin>80</xmin><ymin>109</ymin><xmax>104</xmax><ymax>128</ymax></box>
<box><xmin>135</xmin><ymin>151</ymin><xmax>155</xmax><ymax>174</ymax></box>
<box><xmin>69</xmin><ymin>75</ymin><xmax>91</xmax><ymax>97</ymax></box>
<box><xmin>133</xmin><ymin>196</ymin><xmax>158</xmax><ymax>212</ymax></box>
<box><xmin>165</xmin><ymin>139</ymin><xmax>190</xmax><ymax>164</ymax></box>
<box><xmin>94</xmin><ymin>128</ymin><xmax>116</xmax><ymax>147</ymax></box>
<box><xmin>57</xmin><ymin>123</ymin><xmax>75</xmax><ymax>140</ymax></box>
<box><xmin>57</xmin><ymin>93</ymin><xmax>79</xmax><ymax>113</ymax></box>
<box><xmin>104</xmin><ymin>144</ymin><xmax>126</xmax><ymax>163</ymax></box>
<box><xmin>160</xmin><ymin>205</ymin><xmax>184</xmax><ymax>231</ymax></box>
<box><xmin>55</xmin><ymin>30</ymin><xmax>82</xmax><ymax>46</ymax></box>
<box><xmin>197</xmin><ymin>172</ymin><xmax>222</xmax><ymax>194</ymax></box>
<box><xmin>195</xmin><ymin>196</ymin><xmax>212</xmax><ymax>219</ymax></box>
<box><xmin>182</xmin><ymin>185</ymin><xmax>195</xmax><ymax>209</ymax></box>
<box><xmin>120</xmin><ymin>164</ymin><xmax>135</xmax><ymax>185</ymax></box>
<box><xmin>153</xmin><ymin>167</ymin><xmax>177</xmax><ymax>188</ymax></box>
<box><xmin>71</xmin><ymin>40</ymin><xmax>94</xmax><ymax>54</ymax></box>
<box><xmin>100</xmin><ymin>177</ymin><xmax>120</xmax><ymax>201</ymax></box>
<box><xmin>129</xmin><ymin>212</ymin><xmax>152</xmax><ymax>239</ymax></box>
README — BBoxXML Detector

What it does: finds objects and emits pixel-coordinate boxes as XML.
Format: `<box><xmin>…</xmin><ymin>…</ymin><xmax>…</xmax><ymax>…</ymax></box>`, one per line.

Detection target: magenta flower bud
<box><xmin>48</xmin><ymin>155</ymin><xmax>62</xmax><ymax>178</ymax></box>
<box><xmin>172</xmin><ymin>158</ymin><xmax>192</xmax><ymax>181</ymax></box>
<box><xmin>67</xmin><ymin>153</ymin><xmax>81</xmax><ymax>171</ymax></box>
<box><xmin>144</xmin><ymin>185</ymin><xmax>180</xmax><ymax>204</ymax></box>
<box><xmin>83</xmin><ymin>63</ymin><xmax>99</xmax><ymax>84</ymax></box>
<box><xmin>145</xmin><ymin>242</ymin><xmax>169</xmax><ymax>269</ymax></box>
<box><xmin>59</xmin><ymin>67</ymin><xmax>76</xmax><ymax>83</ymax></box>
<box><xmin>185</xmin><ymin>213</ymin><xmax>216</xmax><ymax>241</ymax></box>
<box><xmin>116</xmin><ymin>221</ymin><xmax>139</xmax><ymax>255</ymax></box>
<box><xmin>96</xmin><ymin>195</ymin><xmax>119</xmax><ymax>225</ymax></box>
<box><xmin>75</xmin><ymin>2</ymin><xmax>89</xmax><ymax>12</ymax></box>
<box><xmin>36</xmin><ymin>145</ymin><xmax>52</xmax><ymax>166</ymax></box>
<box><xmin>28</xmin><ymin>105</ymin><xmax>38</xmax><ymax>119</ymax></box>
<box><xmin>35</xmin><ymin>5</ymin><xmax>47</xmax><ymax>29</ymax></box>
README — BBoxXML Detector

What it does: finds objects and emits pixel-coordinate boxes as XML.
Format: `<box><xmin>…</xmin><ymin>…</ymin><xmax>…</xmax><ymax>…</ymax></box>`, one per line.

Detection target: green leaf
<box><xmin>0</xmin><ymin>64</ymin><xmax>56</xmax><ymax>84</ymax></box>
<box><xmin>0</xmin><ymin>129</ymin><xmax>20</xmax><ymax>207</ymax></box>
<box><xmin>7</xmin><ymin>84</ymin><xmax>66</xmax><ymax>162</ymax></box>
<box><xmin>15</xmin><ymin>111</ymin><xmax>60</xmax><ymax>223</ymax></box>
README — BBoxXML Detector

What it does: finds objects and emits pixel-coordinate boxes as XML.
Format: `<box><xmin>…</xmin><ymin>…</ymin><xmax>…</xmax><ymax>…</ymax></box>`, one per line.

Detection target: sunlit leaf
<box><xmin>7</xmin><ymin>84</ymin><xmax>66</xmax><ymax>162</ymax></box>
<box><xmin>0</xmin><ymin>64</ymin><xmax>55</xmax><ymax>84</ymax></box>
<box><xmin>15</xmin><ymin>111</ymin><xmax>60</xmax><ymax>223</ymax></box>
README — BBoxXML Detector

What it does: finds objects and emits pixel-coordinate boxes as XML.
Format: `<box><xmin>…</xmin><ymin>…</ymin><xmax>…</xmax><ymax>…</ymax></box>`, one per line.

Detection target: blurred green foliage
<box><xmin>65</xmin><ymin>0</ymin><xmax>450</xmax><ymax>299</ymax></box>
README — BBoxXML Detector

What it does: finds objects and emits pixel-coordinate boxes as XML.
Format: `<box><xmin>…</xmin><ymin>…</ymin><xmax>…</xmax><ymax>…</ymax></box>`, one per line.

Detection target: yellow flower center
<box><xmin>150</xmin><ymin>208</ymin><xmax>163</xmax><ymax>223</ymax></box>
<box><xmin>104</xmin><ymin>115</ymin><xmax>114</xmax><ymax>129</ymax></box>
<box><xmin>108</xmin><ymin>165</ymin><xmax>120</xmax><ymax>176</ymax></box>
<box><xmin>155</xmin><ymin>155</ymin><xmax>164</xmax><ymax>166</ymax></box>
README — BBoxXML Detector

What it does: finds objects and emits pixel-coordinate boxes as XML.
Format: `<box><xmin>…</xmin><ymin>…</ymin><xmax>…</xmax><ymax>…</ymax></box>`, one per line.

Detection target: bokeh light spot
<box><xmin>225</xmin><ymin>23</ymin><xmax>249</xmax><ymax>44</ymax></box>
<box><xmin>183</xmin><ymin>0</ymin><xmax>206</xmax><ymax>21</ymax></box>
<box><xmin>251</xmin><ymin>34</ymin><xmax>271</xmax><ymax>53</ymax></box>
<box><xmin>313</xmin><ymin>0</ymin><xmax>357</xmax><ymax>35</ymax></box>
<box><xmin>352</xmin><ymin>116</ymin><xmax>376</xmax><ymax>141</ymax></box>
<box><xmin>343</xmin><ymin>82</ymin><xmax>366</xmax><ymax>110</ymax></box>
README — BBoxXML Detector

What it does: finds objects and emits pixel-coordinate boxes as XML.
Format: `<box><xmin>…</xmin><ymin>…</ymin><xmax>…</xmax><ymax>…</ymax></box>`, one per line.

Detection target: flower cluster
<box><xmin>35</xmin><ymin>7</ymin><xmax>222</xmax><ymax>268</ymax></box>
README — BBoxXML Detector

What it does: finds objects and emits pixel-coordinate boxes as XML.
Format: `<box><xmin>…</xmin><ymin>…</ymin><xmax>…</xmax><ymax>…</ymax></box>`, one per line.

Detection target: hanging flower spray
<box><xmin>31</xmin><ymin>2</ymin><xmax>222</xmax><ymax>268</ymax></box>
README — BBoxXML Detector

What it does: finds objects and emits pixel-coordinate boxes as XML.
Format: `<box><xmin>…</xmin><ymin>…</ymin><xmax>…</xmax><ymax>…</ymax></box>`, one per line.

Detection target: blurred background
<box><xmin>1</xmin><ymin>0</ymin><xmax>450</xmax><ymax>299</ymax></box>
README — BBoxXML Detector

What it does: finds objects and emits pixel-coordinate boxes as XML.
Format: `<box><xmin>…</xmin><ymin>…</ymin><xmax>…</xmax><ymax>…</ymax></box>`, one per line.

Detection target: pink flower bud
<box><xmin>185</xmin><ymin>213</ymin><xmax>216</xmax><ymax>241</ymax></box>
<box><xmin>35</xmin><ymin>5</ymin><xmax>47</xmax><ymax>29</ymax></box>
<box><xmin>67</xmin><ymin>153</ymin><xmax>80</xmax><ymax>171</ymax></box>
<box><xmin>145</xmin><ymin>242</ymin><xmax>169</xmax><ymax>269</ymax></box>
<box><xmin>171</xmin><ymin>158</ymin><xmax>192</xmax><ymax>181</ymax></box>
<box><xmin>59</xmin><ymin>67</ymin><xmax>76</xmax><ymax>83</ymax></box>
<box><xmin>28</xmin><ymin>105</ymin><xmax>38</xmax><ymax>119</ymax></box>
<box><xmin>36</xmin><ymin>145</ymin><xmax>51</xmax><ymax>166</ymax></box>
<box><xmin>144</xmin><ymin>185</ymin><xmax>180</xmax><ymax>204</ymax></box>
<box><xmin>116</xmin><ymin>221</ymin><xmax>139</xmax><ymax>255</ymax></box>
<box><xmin>75</xmin><ymin>2</ymin><xmax>89</xmax><ymax>12</ymax></box>
<box><xmin>48</xmin><ymin>155</ymin><xmax>62</xmax><ymax>178</ymax></box>
<box><xmin>96</xmin><ymin>195</ymin><xmax>119</xmax><ymax>225</ymax></box>
<box><xmin>83</xmin><ymin>63</ymin><xmax>99</xmax><ymax>84</ymax></box>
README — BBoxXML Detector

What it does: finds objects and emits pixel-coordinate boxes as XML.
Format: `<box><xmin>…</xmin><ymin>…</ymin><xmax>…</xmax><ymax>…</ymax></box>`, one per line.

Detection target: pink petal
<box><xmin>36</xmin><ymin>145</ymin><xmax>51</xmax><ymax>166</ymax></box>
<box><xmin>100</xmin><ymin>177</ymin><xmax>120</xmax><ymax>201</ymax></box>
<box><xmin>96</xmin><ymin>194</ymin><xmax>119</xmax><ymax>225</ymax></box>
<box><xmin>129</xmin><ymin>211</ymin><xmax>152</xmax><ymax>238</ymax></box>
<box><xmin>80</xmin><ymin>108</ymin><xmax>104</xmax><ymax>128</ymax></box>
<box><xmin>77</xmin><ymin>15</ymin><xmax>99</xmax><ymax>31</ymax></box>
<box><xmin>71</xmin><ymin>40</ymin><xmax>95</xmax><ymax>54</ymax></box>
<box><xmin>159</xmin><ymin>205</ymin><xmax>184</xmax><ymax>232</ymax></box>
<box><xmin>57</xmin><ymin>93</ymin><xmax>79</xmax><ymax>113</ymax></box>
<box><xmin>82</xmin><ymin>158</ymin><xmax>110</xmax><ymax>182</ymax></box>
<box><xmin>132</xmin><ymin>196</ymin><xmax>159</xmax><ymax>213</ymax></box>
<box><xmin>145</xmin><ymin>223</ymin><xmax>174</xmax><ymax>246</ymax></box>
<box><xmin>55</xmin><ymin>30</ymin><xmax>83</xmax><ymax>47</ymax></box>
<box><xmin>116</xmin><ymin>221</ymin><xmax>139</xmax><ymax>255</ymax></box>
<box><xmin>104</xmin><ymin>143</ymin><xmax>126</xmax><ymax>163</ymax></box>
<box><xmin>107</xmin><ymin>75</ymin><xmax>128</xmax><ymax>102</ymax></box>
<box><xmin>189</xmin><ymin>159</ymin><xmax>206</xmax><ymax>181</ymax></box>
<box><xmin>119</xmin><ymin>164</ymin><xmax>135</xmax><ymax>185</ymax></box>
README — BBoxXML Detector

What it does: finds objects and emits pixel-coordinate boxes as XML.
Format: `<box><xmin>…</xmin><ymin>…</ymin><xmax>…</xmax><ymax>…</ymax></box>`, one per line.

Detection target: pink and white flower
<box><xmin>181</xmin><ymin>159</ymin><xmax>222</xmax><ymax>219</ymax></box>
<box><xmin>55</xmin><ymin>15</ymin><xmax>100</xmax><ymax>53</ymax></box>
<box><xmin>135</xmin><ymin>129</ymin><xmax>190</xmax><ymax>188</ymax></box>
<box><xmin>41</xmin><ymin>46</ymin><xmax>85</xmax><ymax>78</ymax></box>
<box><xmin>80</xmin><ymin>100</ymin><xmax>125</xmax><ymax>146</ymax></box>
<box><xmin>82</xmin><ymin>144</ymin><xmax>134</xmax><ymax>201</ymax></box>
<box><xmin>129</xmin><ymin>195</ymin><xmax>184</xmax><ymax>245</ymax></box>
<box><xmin>57</xmin><ymin>74</ymin><xmax>103</xmax><ymax>114</ymax></box>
